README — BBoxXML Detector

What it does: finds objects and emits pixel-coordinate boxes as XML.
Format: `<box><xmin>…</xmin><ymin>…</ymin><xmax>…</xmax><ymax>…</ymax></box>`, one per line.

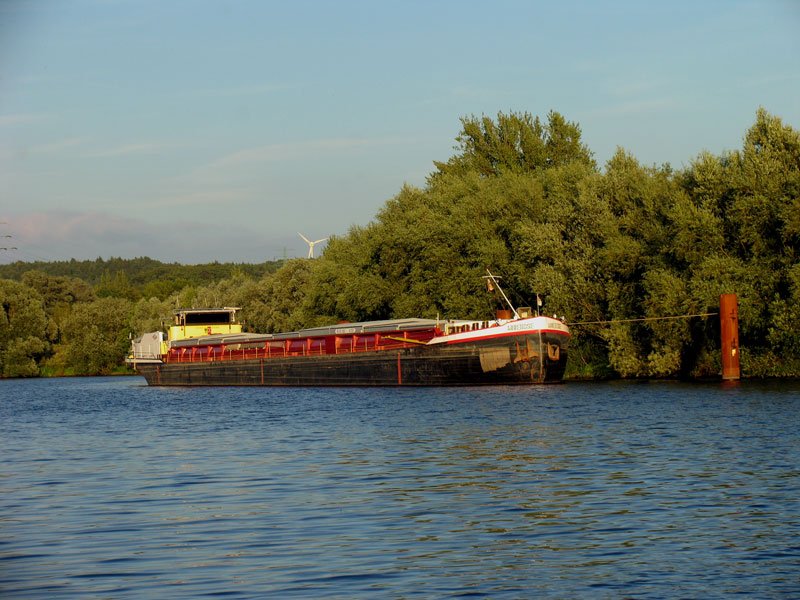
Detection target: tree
<box><xmin>129</xmin><ymin>296</ymin><xmax>174</xmax><ymax>336</ymax></box>
<box><xmin>432</xmin><ymin>110</ymin><xmax>595</xmax><ymax>179</ymax></box>
<box><xmin>5</xmin><ymin>108</ymin><xmax>800</xmax><ymax>379</ymax></box>
<box><xmin>21</xmin><ymin>270</ymin><xmax>95</xmax><ymax>343</ymax></box>
<box><xmin>669</xmin><ymin>109</ymin><xmax>800</xmax><ymax>376</ymax></box>
<box><xmin>95</xmin><ymin>269</ymin><xmax>137</xmax><ymax>300</ymax></box>
<box><xmin>3</xmin><ymin>337</ymin><xmax>47</xmax><ymax>377</ymax></box>
<box><xmin>0</xmin><ymin>279</ymin><xmax>48</xmax><ymax>377</ymax></box>
<box><xmin>57</xmin><ymin>298</ymin><xmax>133</xmax><ymax>375</ymax></box>
<box><xmin>243</xmin><ymin>260</ymin><xmax>321</xmax><ymax>333</ymax></box>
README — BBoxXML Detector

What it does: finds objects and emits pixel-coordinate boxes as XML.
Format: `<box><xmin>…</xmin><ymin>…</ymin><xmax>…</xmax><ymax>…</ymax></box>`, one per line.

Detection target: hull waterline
<box><xmin>134</xmin><ymin>330</ymin><xmax>568</xmax><ymax>386</ymax></box>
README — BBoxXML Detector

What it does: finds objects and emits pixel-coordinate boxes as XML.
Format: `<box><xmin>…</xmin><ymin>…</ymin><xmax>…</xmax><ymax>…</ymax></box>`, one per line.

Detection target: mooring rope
<box><xmin>568</xmin><ymin>312</ymin><xmax>719</xmax><ymax>326</ymax></box>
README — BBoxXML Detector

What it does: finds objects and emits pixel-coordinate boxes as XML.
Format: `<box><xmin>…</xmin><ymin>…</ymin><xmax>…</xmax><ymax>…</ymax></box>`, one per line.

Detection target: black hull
<box><xmin>135</xmin><ymin>332</ymin><xmax>568</xmax><ymax>386</ymax></box>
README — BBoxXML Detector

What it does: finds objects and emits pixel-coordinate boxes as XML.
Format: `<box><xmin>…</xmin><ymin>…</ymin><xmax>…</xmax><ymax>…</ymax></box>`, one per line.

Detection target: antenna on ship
<box><xmin>298</xmin><ymin>232</ymin><xmax>328</xmax><ymax>259</ymax></box>
<box><xmin>483</xmin><ymin>269</ymin><xmax>520</xmax><ymax>320</ymax></box>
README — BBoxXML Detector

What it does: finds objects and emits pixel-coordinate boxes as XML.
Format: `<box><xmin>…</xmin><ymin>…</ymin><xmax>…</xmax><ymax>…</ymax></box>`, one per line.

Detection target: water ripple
<box><xmin>1</xmin><ymin>377</ymin><xmax>799</xmax><ymax>597</ymax></box>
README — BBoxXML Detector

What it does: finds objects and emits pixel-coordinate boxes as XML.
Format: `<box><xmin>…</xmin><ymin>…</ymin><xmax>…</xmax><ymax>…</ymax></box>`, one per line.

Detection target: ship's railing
<box><xmin>443</xmin><ymin>320</ymin><xmax>492</xmax><ymax>335</ymax></box>
<box><xmin>162</xmin><ymin>330</ymin><xmax>436</xmax><ymax>364</ymax></box>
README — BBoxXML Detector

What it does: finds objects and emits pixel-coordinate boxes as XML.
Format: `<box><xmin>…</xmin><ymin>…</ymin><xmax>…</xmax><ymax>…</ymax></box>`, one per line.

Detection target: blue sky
<box><xmin>1</xmin><ymin>0</ymin><xmax>798</xmax><ymax>264</ymax></box>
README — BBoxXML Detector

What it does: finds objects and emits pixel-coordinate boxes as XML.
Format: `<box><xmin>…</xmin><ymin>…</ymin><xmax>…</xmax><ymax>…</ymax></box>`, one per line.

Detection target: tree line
<box><xmin>1</xmin><ymin>108</ymin><xmax>798</xmax><ymax>378</ymax></box>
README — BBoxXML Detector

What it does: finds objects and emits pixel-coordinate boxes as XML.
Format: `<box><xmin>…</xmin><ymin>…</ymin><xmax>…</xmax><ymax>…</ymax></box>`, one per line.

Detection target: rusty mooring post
<box><xmin>720</xmin><ymin>294</ymin><xmax>740</xmax><ymax>380</ymax></box>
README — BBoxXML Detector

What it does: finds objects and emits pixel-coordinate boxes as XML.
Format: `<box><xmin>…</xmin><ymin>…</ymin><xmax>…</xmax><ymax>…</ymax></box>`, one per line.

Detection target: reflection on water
<box><xmin>1</xmin><ymin>377</ymin><xmax>799</xmax><ymax>597</ymax></box>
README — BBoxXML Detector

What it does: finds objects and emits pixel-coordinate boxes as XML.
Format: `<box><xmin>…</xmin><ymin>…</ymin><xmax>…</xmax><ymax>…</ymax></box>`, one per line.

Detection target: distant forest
<box><xmin>0</xmin><ymin>257</ymin><xmax>283</xmax><ymax>302</ymax></box>
<box><xmin>1</xmin><ymin>108</ymin><xmax>798</xmax><ymax>379</ymax></box>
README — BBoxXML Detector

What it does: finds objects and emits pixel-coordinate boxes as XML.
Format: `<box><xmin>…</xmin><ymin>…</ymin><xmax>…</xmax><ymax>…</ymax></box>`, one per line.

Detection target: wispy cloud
<box><xmin>0</xmin><ymin>113</ymin><xmax>50</xmax><ymax>127</ymax></box>
<box><xmin>584</xmin><ymin>98</ymin><xmax>680</xmax><ymax>119</ymax></box>
<box><xmin>207</xmin><ymin>136</ymin><xmax>412</xmax><ymax>169</ymax></box>
<box><xmin>449</xmin><ymin>84</ymin><xmax>511</xmax><ymax>99</ymax></box>
<box><xmin>414</xmin><ymin>84</ymin><xmax>513</xmax><ymax>108</ymax></box>
<box><xmin>191</xmin><ymin>83</ymin><xmax>296</xmax><ymax>97</ymax></box>
<box><xmin>169</xmin><ymin>134</ymin><xmax>420</xmax><ymax>190</ymax></box>
<box><xmin>608</xmin><ymin>79</ymin><xmax>670</xmax><ymax>99</ymax></box>
<box><xmin>138</xmin><ymin>187</ymin><xmax>252</xmax><ymax>209</ymax></box>
<box><xmin>735</xmin><ymin>71</ymin><xmax>800</xmax><ymax>90</ymax></box>
<box><xmin>31</xmin><ymin>137</ymin><xmax>90</xmax><ymax>154</ymax></box>
<box><xmin>82</xmin><ymin>141</ymin><xmax>176</xmax><ymax>158</ymax></box>
<box><xmin>24</xmin><ymin>137</ymin><xmax>179</xmax><ymax>158</ymax></box>
<box><xmin>0</xmin><ymin>210</ymin><xmax>158</xmax><ymax>262</ymax></box>
<box><xmin>1</xmin><ymin>209</ymin><xmax>278</xmax><ymax>263</ymax></box>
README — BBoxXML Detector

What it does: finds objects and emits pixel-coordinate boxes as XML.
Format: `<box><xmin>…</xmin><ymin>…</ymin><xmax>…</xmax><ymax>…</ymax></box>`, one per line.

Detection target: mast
<box><xmin>484</xmin><ymin>269</ymin><xmax>520</xmax><ymax>320</ymax></box>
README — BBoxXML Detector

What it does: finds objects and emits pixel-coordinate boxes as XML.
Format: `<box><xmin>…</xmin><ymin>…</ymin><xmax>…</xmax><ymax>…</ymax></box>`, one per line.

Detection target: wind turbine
<box><xmin>298</xmin><ymin>233</ymin><xmax>328</xmax><ymax>259</ymax></box>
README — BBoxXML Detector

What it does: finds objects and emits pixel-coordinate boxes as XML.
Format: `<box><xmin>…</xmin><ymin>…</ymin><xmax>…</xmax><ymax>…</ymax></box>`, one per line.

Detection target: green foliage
<box><xmin>0</xmin><ymin>279</ymin><xmax>47</xmax><ymax>341</ymax></box>
<box><xmin>0</xmin><ymin>257</ymin><xmax>284</xmax><ymax>299</ymax></box>
<box><xmin>433</xmin><ymin>110</ymin><xmax>595</xmax><ymax>178</ymax></box>
<box><xmin>3</xmin><ymin>336</ymin><xmax>47</xmax><ymax>377</ymax></box>
<box><xmin>129</xmin><ymin>297</ymin><xmax>174</xmax><ymax>335</ymax></box>
<box><xmin>95</xmin><ymin>269</ymin><xmax>136</xmax><ymax>299</ymax></box>
<box><xmin>21</xmin><ymin>270</ymin><xmax>94</xmax><ymax>307</ymax></box>
<box><xmin>0</xmin><ymin>279</ymin><xmax>48</xmax><ymax>377</ymax></box>
<box><xmin>2</xmin><ymin>108</ymin><xmax>799</xmax><ymax>379</ymax></box>
<box><xmin>299</xmin><ymin>108</ymin><xmax>800</xmax><ymax>378</ymax></box>
<box><xmin>244</xmin><ymin>259</ymin><xmax>329</xmax><ymax>333</ymax></box>
<box><xmin>55</xmin><ymin>298</ymin><xmax>134</xmax><ymax>375</ymax></box>
<box><xmin>641</xmin><ymin>269</ymin><xmax>690</xmax><ymax>377</ymax></box>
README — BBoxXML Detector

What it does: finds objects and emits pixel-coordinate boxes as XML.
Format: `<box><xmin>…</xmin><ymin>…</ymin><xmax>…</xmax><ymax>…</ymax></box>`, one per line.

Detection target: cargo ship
<box><xmin>128</xmin><ymin>273</ymin><xmax>570</xmax><ymax>386</ymax></box>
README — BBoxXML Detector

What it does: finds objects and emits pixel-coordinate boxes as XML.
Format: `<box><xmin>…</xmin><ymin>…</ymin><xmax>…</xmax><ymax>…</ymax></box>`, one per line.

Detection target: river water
<box><xmin>1</xmin><ymin>377</ymin><xmax>799</xmax><ymax>598</ymax></box>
